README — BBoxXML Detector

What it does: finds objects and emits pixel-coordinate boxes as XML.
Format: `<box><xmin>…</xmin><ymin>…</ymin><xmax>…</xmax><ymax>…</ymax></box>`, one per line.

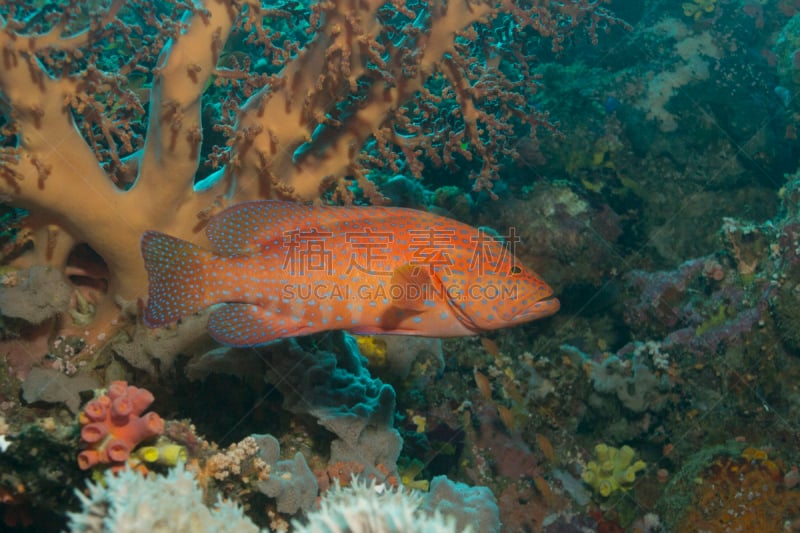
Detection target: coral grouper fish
<box><xmin>141</xmin><ymin>200</ymin><xmax>559</xmax><ymax>346</ymax></box>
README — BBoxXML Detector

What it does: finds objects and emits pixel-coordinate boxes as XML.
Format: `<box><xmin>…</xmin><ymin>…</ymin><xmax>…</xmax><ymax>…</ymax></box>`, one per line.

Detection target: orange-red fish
<box><xmin>141</xmin><ymin>200</ymin><xmax>558</xmax><ymax>346</ymax></box>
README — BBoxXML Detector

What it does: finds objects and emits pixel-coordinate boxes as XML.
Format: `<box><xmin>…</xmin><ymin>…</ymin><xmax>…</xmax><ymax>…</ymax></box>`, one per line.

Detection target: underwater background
<box><xmin>1</xmin><ymin>0</ymin><xmax>800</xmax><ymax>531</ymax></box>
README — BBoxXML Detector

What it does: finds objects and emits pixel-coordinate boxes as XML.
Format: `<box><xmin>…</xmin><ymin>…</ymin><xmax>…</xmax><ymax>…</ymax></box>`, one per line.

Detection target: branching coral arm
<box><xmin>235</xmin><ymin>0</ymin><xmax>495</xmax><ymax>201</ymax></box>
<box><xmin>0</xmin><ymin>33</ymin><xmax>120</xmax><ymax>233</ymax></box>
<box><xmin>134</xmin><ymin>0</ymin><xmax>239</xmax><ymax>210</ymax></box>
<box><xmin>0</xmin><ymin>0</ymin><xmax>126</xmax><ymax>53</ymax></box>
<box><xmin>228</xmin><ymin>0</ymin><xmax>390</xmax><ymax>201</ymax></box>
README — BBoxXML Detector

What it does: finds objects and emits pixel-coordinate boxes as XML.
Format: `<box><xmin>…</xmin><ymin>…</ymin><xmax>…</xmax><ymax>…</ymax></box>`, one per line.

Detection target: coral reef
<box><xmin>423</xmin><ymin>476</ymin><xmax>501</xmax><ymax>533</ymax></box>
<box><xmin>581</xmin><ymin>347</ymin><xmax>672</xmax><ymax>414</ymax></box>
<box><xmin>0</xmin><ymin>266</ymin><xmax>71</xmax><ymax>326</ymax></box>
<box><xmin>0</xmin><ymin>266</ymin><xmax>74</xmax><ymax>378</ymax></box>
<box><xmin>261</xmin><ymin>334</ymin><xmax>403</xmax><ymax>478</ymax></box>
<box><xmin>68</xmin><ymin>464</ymin><xmax>500</xmax><ymax>533</ymax></box>
<box><xmin>0</xmin><ymin>0</ymin><xmax>621</xmax><ymax>365</ymax></box>
<box><xmin>5</xmin><ymin>1</ymin><xmax>800</xmax><ymax>532</ymax></box>
<box><xmin>255</xmin><ymin>434</ymin><xmax>318</xmax><ymax>515</ymax></box>
<box><xmin>0</xmin><ymin>424</ymin><xmax>85</xmax><ymax>528</ymax></box>
<box><xmin>355</xmin><ymin>335</ymin><xmax>443</xmax><ymax>381</ymax></box>
<box><xmin>21</xmin><ymin>367</ymin><xmax>99</xmax><ymax>414</ymax></box>
<box><xmin>665</xmin><ymin>447</ymin><xmax>800</xmax><ymax>531</ymax></box>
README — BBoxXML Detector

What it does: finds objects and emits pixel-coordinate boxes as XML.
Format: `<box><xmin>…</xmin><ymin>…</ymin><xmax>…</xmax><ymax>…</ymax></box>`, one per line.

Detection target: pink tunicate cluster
<box><xmin>77</xmin><ymin>380</ymin><xmax>164</xmax><ymax>470</ymax></box>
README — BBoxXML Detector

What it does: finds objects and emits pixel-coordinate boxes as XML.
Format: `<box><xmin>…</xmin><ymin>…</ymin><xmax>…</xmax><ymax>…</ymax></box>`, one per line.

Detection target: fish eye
<box><xmin>510</xmin><ymin>265</ymin><xmax>522</xmax><ymax>275</ymax></box>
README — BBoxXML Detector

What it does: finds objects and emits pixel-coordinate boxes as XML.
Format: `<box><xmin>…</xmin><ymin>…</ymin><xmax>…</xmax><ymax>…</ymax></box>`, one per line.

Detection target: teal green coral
<box><xmin>581</xmin><ymin>443</ymin><xmax>646</xmax><ymax>498</ymax></box>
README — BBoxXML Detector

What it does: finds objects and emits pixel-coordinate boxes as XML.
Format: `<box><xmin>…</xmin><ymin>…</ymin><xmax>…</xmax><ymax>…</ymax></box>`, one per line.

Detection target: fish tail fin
<box><xmin>141</xmin><ymin>231</ymin><xmax>213</xmax><ymax>327</ymax></box>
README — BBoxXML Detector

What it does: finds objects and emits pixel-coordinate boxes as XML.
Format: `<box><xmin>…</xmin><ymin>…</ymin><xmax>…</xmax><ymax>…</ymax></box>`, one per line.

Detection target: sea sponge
<box><xmin>674</xmin><ymin>448</ymin><xmax>800</xmax><ymax>531</ymax></box>
<box><xmin>355</xmin><ymin>335</ymin><xmax>388</xmax><ymax>368</ymax></box>
<box><xmin>134</xmin><ymin>439</ymin><xmax>187</xmax><ymax>467</ymax></box>
<box><xmin>581</xmin><ymin>443</ymin><xmax>647</xmax><ymax>498</ymax></box>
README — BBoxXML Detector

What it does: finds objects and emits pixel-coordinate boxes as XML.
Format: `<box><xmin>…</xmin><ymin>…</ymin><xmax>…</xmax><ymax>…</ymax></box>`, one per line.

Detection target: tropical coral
<box><xmin>77</xmin><ymin>381</ymin><xmax>164</xmax><ymax>470</ymax></box>
<box><xmin>581</xmin><ymin>443</ymin><xmax>647</xmax><ymax>498</ymax></box>
<box><xmin>293</xmin><ymin>477</ymin><xmax>462</xmax><ymax>533</ymax></box>
<box><xmin>68</xmin><ymin>466</ymin><xmax>260</xmax><ymax>533</ymax></box>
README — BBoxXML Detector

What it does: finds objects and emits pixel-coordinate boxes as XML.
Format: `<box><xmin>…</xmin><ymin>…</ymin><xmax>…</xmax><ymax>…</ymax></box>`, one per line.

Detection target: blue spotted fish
<box><xmin>141</xmin><ymin>200</ymin><xmax>558</xmax><ymax>346</ymax></box>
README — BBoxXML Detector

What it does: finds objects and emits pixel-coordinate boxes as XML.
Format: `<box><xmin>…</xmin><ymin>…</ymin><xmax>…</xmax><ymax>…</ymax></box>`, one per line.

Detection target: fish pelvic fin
<box><xmin>141</xmin><ymin>231</ymin><xmax>213</xmax><ymax>327</ymax></box>
<box><xmin>208</xmin><ymin>303</ymin><xmax>284</xmax><ymax>346</ymax></box>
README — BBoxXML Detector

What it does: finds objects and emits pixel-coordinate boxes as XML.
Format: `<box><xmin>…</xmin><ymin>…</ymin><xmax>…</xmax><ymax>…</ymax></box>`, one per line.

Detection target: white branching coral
<box><xmin>68</xmin><ymin>466</ymin><xmax>260</xmax><ymax>533</ymax></box>
<box><xmin>292</xmin><ymin>477</ymin><xmax>467</xmax><ymax>533</ymax></box>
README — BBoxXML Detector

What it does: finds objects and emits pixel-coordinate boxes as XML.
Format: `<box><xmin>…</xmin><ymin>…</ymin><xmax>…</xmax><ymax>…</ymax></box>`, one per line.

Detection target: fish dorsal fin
<box><xmin>206</xmin><ymin>200</ymin><xmax>313</xmax><ymax>256</ymax></box>
<box><xmin>390</xmin><ymin>263</ymin><xmax>436</xmax><ymax>311</ymax></box>
<box><xmin>206</xmin><ymin>200</ymin><xmax>396</xmax><ymax>256</ymax></box>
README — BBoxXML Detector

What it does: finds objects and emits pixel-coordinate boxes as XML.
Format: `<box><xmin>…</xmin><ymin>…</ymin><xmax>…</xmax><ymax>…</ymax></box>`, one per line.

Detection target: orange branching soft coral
<box><xmin>0</xmin><ymin>0</ymin><xmax>622</xmax><ymax>366</ymax></box>
<box><xmin>678</xmin><ymin>448</ymin><xmax>800</xmax><ymax>532</ymax></box>
<box><xmin>77</xmin><ymin>380</ymin><xmax>164</xmax><ymax>470</ymax></box>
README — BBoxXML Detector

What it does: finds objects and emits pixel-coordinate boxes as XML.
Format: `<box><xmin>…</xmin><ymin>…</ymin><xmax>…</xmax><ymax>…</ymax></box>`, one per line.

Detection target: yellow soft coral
<box><xmin>682</xmin><ymin>0</ymin><xmax>717</xmax><ymax>20</ymax></box>
<box><xmin>582</xmin><ymin>443</ymin><xmax>646</xmax><ymax>497</ymax></box>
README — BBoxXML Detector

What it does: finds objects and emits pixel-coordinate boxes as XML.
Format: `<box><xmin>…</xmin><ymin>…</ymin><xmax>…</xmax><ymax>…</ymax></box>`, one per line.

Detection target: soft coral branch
<box><xmin>0</xmin><ymin>33</ymin><xmax>118</xmax><ymax>232</ymax></box>
<box><xmin>228</xmin><ymin>0</ymin><xmax>497</xmax><ymax>202</ymax></box>
<box><xmin>0</xmin><ymin>0</ymin><xmax>126</xmax><ymax>53</ymax></box>
<box><xmin>135</xmin><ymin>0</ymin><xmax>238</xmax><ymax>208</ymax></box>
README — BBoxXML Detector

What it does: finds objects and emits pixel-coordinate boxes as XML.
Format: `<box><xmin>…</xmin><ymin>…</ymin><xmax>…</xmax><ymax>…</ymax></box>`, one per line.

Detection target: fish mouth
<box><xmin>519</xmin><ymin>296</ymin><xmax>560</xmax><ymax>321</ymax></box>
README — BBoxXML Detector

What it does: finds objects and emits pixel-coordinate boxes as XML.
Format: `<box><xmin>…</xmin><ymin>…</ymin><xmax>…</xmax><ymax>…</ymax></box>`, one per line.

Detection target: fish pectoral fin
<box><xmin>389</xmin><ymin>263</ymin><xmax>435</xmax><ymax>312</ymax></box>
<box><xmin>208</xmin><ymin>303</ymin><xmax>283</xmax><ymax>347</ymax></box>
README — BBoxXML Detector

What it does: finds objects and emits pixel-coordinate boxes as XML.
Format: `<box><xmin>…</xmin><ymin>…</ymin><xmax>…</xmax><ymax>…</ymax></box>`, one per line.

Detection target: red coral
<box><xmin>77</xmin><ymin>381</ymin><xmax>164</xmax><ymax>470</ymax></box>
